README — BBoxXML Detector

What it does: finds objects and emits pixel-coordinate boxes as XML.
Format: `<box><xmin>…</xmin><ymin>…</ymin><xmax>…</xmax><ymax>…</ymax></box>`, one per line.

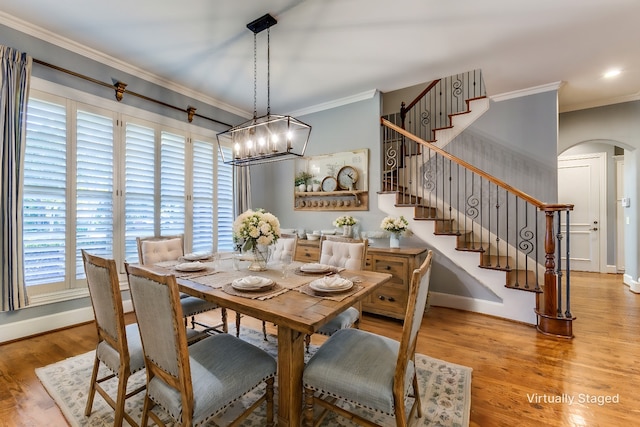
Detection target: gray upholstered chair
<box><xmin>136</xmin><ymin>234</ymin><xmax>227</xmax><ymax>336</ymax></box>
<box><xmin>234</xmin><ymin>234</ymin><xmax>298</xmax><ymax>341</ymax></box>
<box><xmin>269</xmin><ymin>233</ymin><xmax>298</xmax><ymax>263</ymax></box>
<box><xmin>125</xmin><ymin>263</ymin><xmax>277</xmax><ymax>427</ymax></box>
<box><xmin>302</xmin><ymin>250</ymin><xmax>433</xmax><ymax>427</ymax></box>
<box><xmin>82</xmin><ymin>250</ymin><xmax>146</xmax><ymax>427</ymax></box>
<box><xmin>315</xmin><ymin>238</ymin><xmax>368</xmax><ymax>336</ymax></box>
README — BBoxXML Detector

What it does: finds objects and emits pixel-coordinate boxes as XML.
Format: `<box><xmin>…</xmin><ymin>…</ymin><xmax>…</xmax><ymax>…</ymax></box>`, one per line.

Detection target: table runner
<box><xmin>153</xmin><ymin>259</ymin><xmax>364</xmax><ymax>301</ymax></box>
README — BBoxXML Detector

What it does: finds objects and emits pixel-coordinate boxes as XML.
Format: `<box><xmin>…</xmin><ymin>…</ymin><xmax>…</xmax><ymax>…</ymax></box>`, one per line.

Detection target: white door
<box><xmin>557</xmin><ymin>154</ymin><xmax>606</xmax><ymax>272</ymax></box>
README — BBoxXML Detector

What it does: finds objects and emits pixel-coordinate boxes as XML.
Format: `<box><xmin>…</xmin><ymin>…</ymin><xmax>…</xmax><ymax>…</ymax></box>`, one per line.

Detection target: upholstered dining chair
<box><xmin>136</xmin><ymin>234</ymin><xmax>227</xmax><ymax>337</ymax></box>
<box><xmin>309</xmin><ymin>237</ymin><xmax>369</xmax><ymax>346</ymax></box>
<box><xmin>125</xmin><ymin>263</ymin><xmax>277</xmax><ymax>427</ymax></box>
<box><xmin>82</xmin><ymin>250</ymin><xmax>146</xmax><ymax>427</ymax></box>
<box><xmin>234</xmin><ymin>233</ymin><xmax>299</xmax><ymax>341</ymax></box>
<box><xmin>303</xmin><ymin>250</ymin><xmax>433</xmax><ymax>427</ymax></box>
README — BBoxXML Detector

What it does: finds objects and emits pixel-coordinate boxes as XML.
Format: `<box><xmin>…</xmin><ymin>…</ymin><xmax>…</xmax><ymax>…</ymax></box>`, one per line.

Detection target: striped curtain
<box><xmin>233</xmin><ymin>166</ymin><xmax>252</xmax><ymax>217</ymax></box>
<box><xmin>1</xmin><ymin>46</ymin><xmax>32</xmax><ymax>311</ymax></box>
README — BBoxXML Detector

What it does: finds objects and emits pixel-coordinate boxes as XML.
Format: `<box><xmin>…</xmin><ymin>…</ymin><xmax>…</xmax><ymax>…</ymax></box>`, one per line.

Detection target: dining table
<box><xmin>149</xmin><ymin>255</ymin><xmax>392</xmax><ymax>427</ymax></box>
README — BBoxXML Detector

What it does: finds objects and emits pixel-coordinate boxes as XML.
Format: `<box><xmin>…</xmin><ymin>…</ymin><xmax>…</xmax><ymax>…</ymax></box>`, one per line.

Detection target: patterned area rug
<box><xmin>36</xmin><ymin>328</ymin><xmax>471</xmax><ymax>426</ymax></box>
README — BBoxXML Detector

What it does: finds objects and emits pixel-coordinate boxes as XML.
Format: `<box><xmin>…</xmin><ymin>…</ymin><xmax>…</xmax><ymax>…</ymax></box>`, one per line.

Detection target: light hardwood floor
<box><xmin>0</xmin><ymin>271</ymin><xmax>637</xmax><ymax>426</ymax></box>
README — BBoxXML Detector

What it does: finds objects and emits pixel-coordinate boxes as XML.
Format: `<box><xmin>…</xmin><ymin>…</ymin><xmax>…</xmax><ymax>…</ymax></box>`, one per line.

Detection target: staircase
<box><xmin>379</xmin><ymin>70</ymin><xmax>575</xmax><ymax>337</ymax></box>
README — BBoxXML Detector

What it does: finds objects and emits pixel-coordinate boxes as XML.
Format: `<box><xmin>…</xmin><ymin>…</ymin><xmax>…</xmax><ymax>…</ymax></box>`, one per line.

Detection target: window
<box><xmin>75</xmin><ymin>108</ymin><xmax>115</xmax><ymax>279</ymax></box>
<box><xmin>124</xmin><ymin>122</ymin><xmax>156</xmax><ymax>263</ymax></box>
<box><xmin>217</xmin><ymin>145</ymin><xmax>234</xmax><ymax>251</ymax></box>
<box><xmin>23</xmin><ymin>97</ymin><xmax>67</xmax><ymax>290</ymax></box>
<box><xmin>192</xmin><ymin>138</ymin><xmax>215</xmax><ymax>252</ymax></box>
<box><xmin>23</xmin><ymin>88</ymin><xmax>234</xmax><ymax>298</ymax></box>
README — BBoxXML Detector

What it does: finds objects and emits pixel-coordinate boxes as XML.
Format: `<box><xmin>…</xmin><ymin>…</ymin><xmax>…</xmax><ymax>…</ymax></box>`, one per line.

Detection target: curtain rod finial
<box><xmin>114</xmin><ymin>81</ymin><xmax>127</xmax><ymax>102</ymax></box>
<box><xmin>187</xmin><ymin>106</ymin><xmax>197</xmax><ymax>123</ymax></box>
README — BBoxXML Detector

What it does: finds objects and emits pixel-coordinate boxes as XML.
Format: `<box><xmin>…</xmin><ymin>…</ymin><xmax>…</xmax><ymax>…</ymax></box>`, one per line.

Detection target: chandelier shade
<box><xmin>217</xmin><ymin>113</ymin><xmax>311</xmax><ymax>166</ymax></box>
<box><xmin>217</xmin><ymin>13</ymin><xmax>312</xmax><ymax>167</ymax></box>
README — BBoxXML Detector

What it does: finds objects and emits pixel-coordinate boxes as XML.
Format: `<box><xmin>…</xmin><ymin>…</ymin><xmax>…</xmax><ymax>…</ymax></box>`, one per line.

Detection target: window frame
<box><xmin>24</xmin><ymin>78</ymin><xmax>234</xmax><ymax>304</ymax></box>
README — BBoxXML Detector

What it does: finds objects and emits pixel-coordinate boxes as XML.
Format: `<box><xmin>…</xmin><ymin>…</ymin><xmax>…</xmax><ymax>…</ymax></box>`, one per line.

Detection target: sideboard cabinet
<box><xmin>362</xmin><ymin>247</ymin><xmax>429</xmax><ymax>320</ymax></box>
<box><xmin>293</xmin><ymin>240</ymin><xmax>428</xmax><ymax>320</ymax></box>
<box><xmin>293</xmin><ymin>239</ymin><xmax>321</xmax><ymax>262</ymax></box>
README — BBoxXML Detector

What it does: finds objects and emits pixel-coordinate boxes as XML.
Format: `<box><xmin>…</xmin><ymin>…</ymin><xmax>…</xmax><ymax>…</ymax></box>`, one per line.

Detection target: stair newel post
<box><xmin>543</xmin><ymin>208</ymin><xmax>558</xmax><ymax>318</ymax></box>
<box><xmin>400</xmin><ymin>101</ymin><xmax>407</xmax><ymax>130</ymax></box>
<box><xmin>537</xmin><ymin>204</ymin><xmax>574</xmax><ymax>338</ymax></box>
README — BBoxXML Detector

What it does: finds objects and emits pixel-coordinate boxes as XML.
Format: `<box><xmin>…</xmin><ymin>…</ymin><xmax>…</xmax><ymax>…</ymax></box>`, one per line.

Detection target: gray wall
<box><xmin>249</xmin><ymin>87</ymin><xmax>560</xmax><ymax>302</ymax></box>
<box><xmin>250</xmin><ymin>91</ymin><xmax>414</xmax><ymax>239</ymax></box>
<box><xmin>560</xmin><ymin>101</ymin><xmax>640</xmax><ymax>286</ymax></box>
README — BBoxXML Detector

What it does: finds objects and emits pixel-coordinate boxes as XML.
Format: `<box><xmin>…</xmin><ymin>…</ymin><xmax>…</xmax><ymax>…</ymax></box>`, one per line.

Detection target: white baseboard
<box><xmin>429</xmin><ymin>291</ymin><xmax>537</xmax><ymax>325</ymax></box>
<box><xmin>623</xmin><ymin>274</ymin><xmax>639</xmax><ymax>293</ymax></box>
<box><xmin>0</xmin><ymin>300</ymin><xmax>133</xmax><ymax>344</ymax></box>
<box><xmin>605</xmin><ymin>264</ymin><xmax>619</xmax><ymax>274</ymax></box>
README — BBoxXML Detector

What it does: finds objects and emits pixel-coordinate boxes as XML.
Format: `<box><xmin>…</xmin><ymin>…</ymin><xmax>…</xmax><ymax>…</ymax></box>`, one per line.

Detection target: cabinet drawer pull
<box><xmin>385</xmin><ymin>265</ymin><xmax>391</xmax><ymax>270</ymax></box>
<box><xmin>378</xmin><ymin>295</ymin><xmax>386</xmax><ymax>301</ymax></box>
<box><xmin>387</xmin><ymin>297</ymin><xmax>395</xmax><ymax>302</ymax></box>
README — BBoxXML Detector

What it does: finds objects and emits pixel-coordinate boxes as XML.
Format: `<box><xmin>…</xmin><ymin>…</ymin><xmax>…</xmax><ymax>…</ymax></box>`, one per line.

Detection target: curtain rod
<box><xmin>33</xmin><ymin>58</ymin><xmax>233</xmax><ymax>128</ymax></box>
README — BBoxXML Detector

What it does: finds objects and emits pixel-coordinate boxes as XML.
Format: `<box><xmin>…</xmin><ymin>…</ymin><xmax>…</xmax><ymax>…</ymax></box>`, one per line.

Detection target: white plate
<box><xmin>183</xmin><ymin>252</ymin><xmax>211</xmax><ymax>261</ymax></box>
<box><xmin>309</xmin><ymin>277</ymin><xmax>353</xmax><ymax>293</ymax></box>
<box><xmin>174</xmin><ymin>262</ymin><xmax>207</xmax><ymax>272</ymax></box>
<box><xmin>231</xmin><ymin>276</ymin><xmax>274</xmax><ymax>291</ymax></box>
<box><xmin>300</xmin><ymin>263</ymin><xmax>333</xmax><ymax>273</ymax></box>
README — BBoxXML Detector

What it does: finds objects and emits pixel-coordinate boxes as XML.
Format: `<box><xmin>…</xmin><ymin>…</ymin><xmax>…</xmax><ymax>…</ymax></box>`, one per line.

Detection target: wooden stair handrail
<box><xmin>381</xmin><ymin>118</ymin><xmax>573</xmax><ymax>211</ymax></box>
<box><xmin>401</xmin><ymin>79</ymin><xmax>441</xmax><ymax>118</ymax></box>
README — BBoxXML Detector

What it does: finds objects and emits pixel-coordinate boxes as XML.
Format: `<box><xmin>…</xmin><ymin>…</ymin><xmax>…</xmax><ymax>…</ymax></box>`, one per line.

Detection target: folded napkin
<box><xmin>314</xmin><ymin>276</ymin><xmax>352</xmax><ymax>290</ymax></box>
<box><xmin>183</xmin><ymin>251</ymin><xmax>211</xmax><ymax>261</ymax></box>
<box><xmin>300</xmin><ymin>263</ymin><xmax>332</xmax><ymax>272</ymax></box>
<box><xmin>233</xmin><ymin>276</ymin><xmax>270</xmax><ymax>288</ymax></box>
<box><xmin>175</xmin><ymin>261</ymin><xmax>205</xmax><ymax>271</ymax></box>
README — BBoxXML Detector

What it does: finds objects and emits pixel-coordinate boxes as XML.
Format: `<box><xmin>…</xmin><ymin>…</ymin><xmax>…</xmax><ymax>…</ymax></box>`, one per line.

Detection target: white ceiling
<box><xmin>2</xmin><ymin>0</ymin><xmax>640</xmax><ymax>117</ymax></box>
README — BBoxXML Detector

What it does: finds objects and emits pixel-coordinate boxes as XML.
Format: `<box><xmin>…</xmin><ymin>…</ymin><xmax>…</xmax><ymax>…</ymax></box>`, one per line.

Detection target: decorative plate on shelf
<box><xmin>337</xmin><ymin>165</ymin><xmax>359</xmax><ymax>190</ymax></box>
<box><xmin>321</xmin><ymin>176</ymin><xmax>338</xmax><ymax>192</ymax></box>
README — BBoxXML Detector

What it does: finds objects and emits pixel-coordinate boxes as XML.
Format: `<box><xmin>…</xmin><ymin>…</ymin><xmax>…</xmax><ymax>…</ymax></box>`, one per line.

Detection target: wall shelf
<box><xmin>294</xmin><ymin>190</ymin><xmax>368</xmax><ymax>211</ymax></box>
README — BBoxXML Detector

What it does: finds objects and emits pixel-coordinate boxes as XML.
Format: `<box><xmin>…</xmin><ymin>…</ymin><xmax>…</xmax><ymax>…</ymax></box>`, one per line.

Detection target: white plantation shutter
<box><xmin>125</xmin><ymin>122</ymin><xmax>155</xmax><ymax>262</ymax></box>
<box><xmin>160</xmin><ymin>131</ymin><xmax>185</xmax><ymax>236</ymax></box>
<box><xmin>23</xmin><ymin>98</ymin><xmax>67</xmax><ymax>286</ymax></box>
<box><xmin>192</xmin><ymin>138</ymin><xmax>215</xmax><ymax>252</ymax></box>
<box><xmin>75</xmin><ymin>109</ymin><xmax>114</xmax><ymax>278</ymax></box>
<box><xmin>22</xmin><ymin>91</ymin><xmax>237</xmax><ymax>295</ymax></box>
<box><xmin>217</xmin><ymin>146</ymin><xmax>234</xmax><ymax>251</ymax></box>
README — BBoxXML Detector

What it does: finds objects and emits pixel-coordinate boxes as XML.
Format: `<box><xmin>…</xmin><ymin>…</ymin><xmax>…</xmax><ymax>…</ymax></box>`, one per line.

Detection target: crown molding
<box><xmin>291</xmin><ymin>89</ymin><xmax>378</xmax><ymax>117</ymax></box>
<box><xmin>560</xmin><ymin>92</ymin><xmax>640</xmax><ymax>113</ymax></box>
<box><xmin>0</xmin><ymin>11</ymin><xmax>250</xmax><ymax>119</ymax></box>
<box><xmin>489</xmin><ymin>81</ymin><xmax>563</xmax><ymax>103</ymax></box>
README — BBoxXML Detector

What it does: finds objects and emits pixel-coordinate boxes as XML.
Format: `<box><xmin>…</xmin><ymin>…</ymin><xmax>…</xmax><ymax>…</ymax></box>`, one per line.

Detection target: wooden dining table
<box><xmin>150</xmin><ymin>257</ymin><xmax>391</xmax><ymax>426</ymax></box>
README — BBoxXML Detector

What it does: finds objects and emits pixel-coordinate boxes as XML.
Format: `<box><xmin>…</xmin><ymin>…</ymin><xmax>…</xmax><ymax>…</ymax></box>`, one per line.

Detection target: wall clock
<box><xmin>337</xmin><ymin>165</ymin><xmax>359</xmax><ymax>190</ymax></box>
<box><xmin>321</xmin><ymin>176</ymin><xmax>338</xmax><ymax>192</ymax></box>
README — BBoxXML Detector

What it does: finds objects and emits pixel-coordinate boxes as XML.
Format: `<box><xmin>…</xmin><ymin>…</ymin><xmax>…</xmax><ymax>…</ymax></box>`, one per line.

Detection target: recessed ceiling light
<box><xmin>604</xmin><ymin>69</ymin><xmax>621</xmax><ymax>78</ymax></box>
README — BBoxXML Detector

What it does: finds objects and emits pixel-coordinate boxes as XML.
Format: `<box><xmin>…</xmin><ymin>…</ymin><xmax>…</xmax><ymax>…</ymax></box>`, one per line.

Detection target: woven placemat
<box><xmin>297</xmin><ymin>282</ymin><xmax>363</xmax><ymax>302</ymax></box>
<box><xmin>222</xmin><ymin>282</ymin><xmax>288</xmax><ymax>300</ymax></box>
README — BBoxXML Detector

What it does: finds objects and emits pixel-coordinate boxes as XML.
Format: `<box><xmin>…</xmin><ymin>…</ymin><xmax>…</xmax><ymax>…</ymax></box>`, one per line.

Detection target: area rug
<box><xmin>36</xmin><ymin>328</ymin><xmax>471</xmax><ymax>426</ymax></box>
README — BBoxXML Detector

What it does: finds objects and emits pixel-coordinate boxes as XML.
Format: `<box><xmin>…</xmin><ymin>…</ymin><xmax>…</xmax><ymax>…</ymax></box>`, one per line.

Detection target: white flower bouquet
<box><xmin>333</xmin><ymin>215</ymin><xmax>357</xmax><ymax>227</ymax></box>
<box><xmin>380</xmin><ymin>215</ymin><xmax>410</xmax><ymax>235</ymax></box>
<box><xmin>233</xmin><ymin>208</ymin><xmax>281</xmax><ymax>252</ymax></box>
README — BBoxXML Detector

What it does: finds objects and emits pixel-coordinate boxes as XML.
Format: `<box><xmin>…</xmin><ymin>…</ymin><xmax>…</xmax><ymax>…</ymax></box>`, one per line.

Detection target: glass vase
<box><xmin>248</xmin><ymin>245</ymin><xmax>269</xmax><ymax>271</ymax></box>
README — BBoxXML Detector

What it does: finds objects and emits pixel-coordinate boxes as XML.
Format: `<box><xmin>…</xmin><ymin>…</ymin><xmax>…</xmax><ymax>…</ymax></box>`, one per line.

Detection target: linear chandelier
<box><xmin>217</xmin><ymin>13</ymin><xmax>312</xmax><ymax>167</ymax></box>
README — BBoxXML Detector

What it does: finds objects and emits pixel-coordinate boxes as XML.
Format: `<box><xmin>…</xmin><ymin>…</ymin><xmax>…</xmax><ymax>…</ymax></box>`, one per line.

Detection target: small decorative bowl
<box><xmin>306</xmin><ymin>233</ymin><xmax>321</xmax><ymax>241</ymax></box>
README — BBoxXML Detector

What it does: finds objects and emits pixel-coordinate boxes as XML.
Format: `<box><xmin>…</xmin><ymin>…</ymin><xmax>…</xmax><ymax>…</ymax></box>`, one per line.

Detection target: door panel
<box><xmin>558</xmin><ymin>155</ymin><xmax>603</xmax><ymax>272</ymax></box>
